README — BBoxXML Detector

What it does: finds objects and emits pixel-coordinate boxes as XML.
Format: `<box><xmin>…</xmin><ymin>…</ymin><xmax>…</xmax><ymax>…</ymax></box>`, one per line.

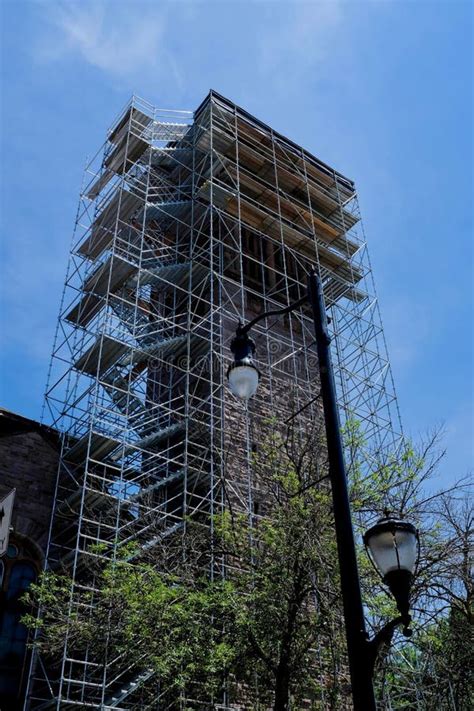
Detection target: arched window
<box><xmin>0</xmin><ymin>538</ymin><xmax>40</xmax><ymax>710</ymax></box>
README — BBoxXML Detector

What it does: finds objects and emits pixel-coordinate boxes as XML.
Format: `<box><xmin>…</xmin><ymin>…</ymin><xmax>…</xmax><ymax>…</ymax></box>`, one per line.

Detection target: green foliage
<box><xmin>26</xmin><ymin>559</ymin><xmax>241</xmax><ymax>700</ymax></box>
<box><xmin>380</xmin><ymin>608</ymin><xmax>474</xmax><ymax>710</ymax></box>
<box><xmin>24</xmin><ymin>418</ymin><xmax>472</xmax><ymax>709</ymax></box>
<box><xmin>214</xmin><ymin>463</ymin><xmax>342</xmax><ymax>707</ymax></box>
<box><xmin>25</xmin><ymin>422</ymin><xmax>346</xmax><ymax>709</ymax></box>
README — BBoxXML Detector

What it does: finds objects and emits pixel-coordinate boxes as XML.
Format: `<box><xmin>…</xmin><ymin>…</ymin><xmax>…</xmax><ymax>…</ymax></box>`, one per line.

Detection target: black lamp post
<box><xmin>226</xmin><ymin>269</ymin><xmax>418</xmax><ymax>710</ymax></box>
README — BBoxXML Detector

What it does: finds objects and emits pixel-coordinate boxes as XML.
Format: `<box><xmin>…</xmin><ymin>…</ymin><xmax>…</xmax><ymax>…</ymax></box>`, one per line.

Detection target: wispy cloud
<box><xmin>36</xmin><ymin>0</ymin><xmax>183</xmax><ymax>89</ymax></box>
<box><xmin>36</xmin><ymin>0</ymin><xmax>348</xmax><ymax>96</ymax></box>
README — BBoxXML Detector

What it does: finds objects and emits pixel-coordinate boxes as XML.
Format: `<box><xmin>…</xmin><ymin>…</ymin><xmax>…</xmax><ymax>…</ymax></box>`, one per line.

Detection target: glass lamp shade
<box><xmin>227</xmin><ymin>362</ymin><xmax>260</xmax><ymax>400</ymax></box>
<box><xmin>364</xmin><ymin>518</ymin><xmax>418</xmax><ymax>578</ymax></box>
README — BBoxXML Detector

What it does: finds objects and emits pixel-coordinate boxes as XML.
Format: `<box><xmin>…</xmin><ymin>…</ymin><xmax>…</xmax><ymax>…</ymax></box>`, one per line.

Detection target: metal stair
<box><xmin>104</xmin><ymin>668</ymin><xmax>155</xmax><ymax>708</ymax></box>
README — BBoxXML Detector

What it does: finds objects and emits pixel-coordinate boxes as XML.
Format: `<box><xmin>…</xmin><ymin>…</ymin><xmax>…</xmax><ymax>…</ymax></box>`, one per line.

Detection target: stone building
<box><xmin>0</xmin><ymin>408</ymin><xmax>59</xmax><ymax>710</ymax></box>
<box><xmin>3</xmin><ymin>91</ymin><xmax>402</xmax><ymax>709</ymax></box>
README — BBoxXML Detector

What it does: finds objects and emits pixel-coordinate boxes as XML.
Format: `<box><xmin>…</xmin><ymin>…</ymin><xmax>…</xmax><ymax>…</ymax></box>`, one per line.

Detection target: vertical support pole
<box><xmin>307</xmin><ymin>269</ymin><xmax>376</xmax><ymax>711</ymax></box>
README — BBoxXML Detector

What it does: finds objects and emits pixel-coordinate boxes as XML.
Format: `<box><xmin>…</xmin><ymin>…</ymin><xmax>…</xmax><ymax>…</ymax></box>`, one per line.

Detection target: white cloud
<box><xmin>37</xmin><ymin>0</ymin><xmax>183</xmax><ymax>89</ymax></box>
<box><xmin>37</xmin><ymin>0</ymin><xmax>347</xmax><ymax>90</ymax></box>
<box><xmin>32</xmin><ymin>0</ymin><xmax>353</xmax><ymax>107</ymax></box>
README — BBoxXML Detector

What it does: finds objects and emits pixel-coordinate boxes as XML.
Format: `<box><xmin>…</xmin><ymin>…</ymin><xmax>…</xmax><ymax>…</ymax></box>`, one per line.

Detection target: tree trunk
<box><xmin>274</xmin><ymin>664</ymin><xmax>291</xmax><ymax>711</ymax></box>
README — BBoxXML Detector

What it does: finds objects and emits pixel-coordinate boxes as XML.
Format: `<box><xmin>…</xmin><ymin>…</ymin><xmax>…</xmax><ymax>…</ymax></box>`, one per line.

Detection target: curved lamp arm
<box><xmin>367</xmin><ymin>614</ymin><xmax>412</xmax><ymax>677</ymax></box>
<box><xmin>238</xmin><ymin>295</ymin><xmax>308</xmax><ymax>335</ymax></box>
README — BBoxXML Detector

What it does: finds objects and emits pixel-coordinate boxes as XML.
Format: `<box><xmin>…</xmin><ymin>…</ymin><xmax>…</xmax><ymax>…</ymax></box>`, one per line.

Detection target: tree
<box><xmin>24</xmin><ymin>532</ymin><xmax>241</xmax><ymax>706</ymax></box>
<box><xmin>215</xmin><ymin>417</ymin><xmax>346</xmax><ymax>709</ymax></box>
<box><xmin>374</xmin><ymin>493</ymin><xmax>473</xmax><ymax>710</ymax></box>
<box><xmin>25</xmin><ymin>416</ymin><xmax>348</xmax><ymax>710</ymax></box>
<box><xmin>24</xmin><ymin>418</ymin><xmax>472</xmax><ymax>710</ymax></box>
<box><xmin>342</xmin><ymin>422</ymin><xmax>473</xmax><ymax>710</ymax></box>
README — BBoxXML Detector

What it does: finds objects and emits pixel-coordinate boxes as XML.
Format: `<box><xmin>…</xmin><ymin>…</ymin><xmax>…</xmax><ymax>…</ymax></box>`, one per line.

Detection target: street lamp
<box><xmin>227</xmin><ymin>326</ymin><xmax>260</xmax><ymax>400</ymax></box>
<box><xmin>364</xmin><ymin>516</ymin><xmax>419</xmax><ymax>626</ymax></box>
<box><xmin>226</xmin><ymin>269</ymin><xmax>418</xmax><ymax>711</ymax></box>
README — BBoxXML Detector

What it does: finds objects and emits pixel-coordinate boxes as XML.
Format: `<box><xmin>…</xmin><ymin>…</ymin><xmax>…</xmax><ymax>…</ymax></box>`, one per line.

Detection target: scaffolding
<box><xmin>27</xmin><ymin>90</ymin><xmax>404</xmax><ymax>709</ymax></box>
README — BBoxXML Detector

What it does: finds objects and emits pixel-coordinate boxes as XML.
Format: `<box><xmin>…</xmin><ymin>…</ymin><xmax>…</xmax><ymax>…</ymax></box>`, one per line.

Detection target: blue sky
<box><xmin>0</xmin><ymin>0</ymin><xmax>472</xmax><ymax>485</ymax></box>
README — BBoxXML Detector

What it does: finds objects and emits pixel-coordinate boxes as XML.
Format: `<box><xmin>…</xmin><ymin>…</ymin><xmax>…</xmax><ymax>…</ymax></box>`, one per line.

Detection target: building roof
<box><xmin>0</xmin><ymin>407</ymin><xmax>60</xmax><ymax>449</ymax></box>
<box><xmin>195</xmin><ymin>89</ymin><xmax>355</xmax><ymax>192</ymax></box>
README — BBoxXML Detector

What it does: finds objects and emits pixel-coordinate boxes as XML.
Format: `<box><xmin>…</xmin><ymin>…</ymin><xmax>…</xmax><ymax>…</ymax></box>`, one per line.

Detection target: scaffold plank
<box><xmin>78</xmin><ymin>189</ymin><xmax>142</xmax><ymax>260</ymax></box>
<box><xmin>66</xmin><ymin>256</ymin><xmax>137</xmax><ymax>326</ymax></box>
<box><xmin>65</xmin><ymin>431</ymin><xmax>121</xmax><ymax>464</ymax></box>
<box><xmin>198</xmin><ymin>181</ymin><xmax>363</xmax><ymax>284</ymax></box>
<box><xmin>108</xmin><ymin>106</ymin><xmax>152</xmax><ymax>145</ymax></box>
<box><xmin>74</xmin><ymin>335</ymin><xmax>129</xmax><ymax>376</ymax></box>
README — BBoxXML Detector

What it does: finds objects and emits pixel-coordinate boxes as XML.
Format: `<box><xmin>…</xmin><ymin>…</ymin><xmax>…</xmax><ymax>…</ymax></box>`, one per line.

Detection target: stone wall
<box><xmin>0</xmin><ymin>408</ymin><xmax>59</xmax><ymax>557</ymax></box>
